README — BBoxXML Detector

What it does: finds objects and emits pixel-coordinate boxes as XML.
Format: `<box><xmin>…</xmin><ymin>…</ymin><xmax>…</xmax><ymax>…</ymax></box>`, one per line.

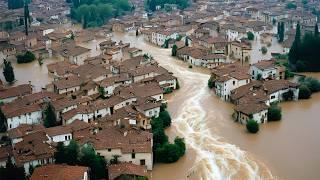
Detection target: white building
<box><xmin>91</xmin><ymin>128</ymin><xmax>153</xmax><ymax>170</ymax></box>
<box><xmin>235</xmin><ymin>102</ymin><xmax>269</xmax><ymax>124</ymax></box>
<box><xmin>250</xmin><ymin>60</ymin><xmax>278</xmax><ymax>80</ymax></box>
<box><xmin>4</xmin><ymin>104</ymin><xmax>42</xmax><ymax>130</ymax></box>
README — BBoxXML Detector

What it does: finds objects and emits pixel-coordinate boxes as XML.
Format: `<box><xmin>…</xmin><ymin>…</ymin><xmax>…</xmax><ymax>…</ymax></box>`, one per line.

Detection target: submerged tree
<box><xmin>171</xmin><ymin>44</ymin><xmax>177</xmax><ymax>56</ymax></box>
<box><xmin>3</xmin><ymin>59</ymin><xmax>15</xmax><ymax>83</ymax></box>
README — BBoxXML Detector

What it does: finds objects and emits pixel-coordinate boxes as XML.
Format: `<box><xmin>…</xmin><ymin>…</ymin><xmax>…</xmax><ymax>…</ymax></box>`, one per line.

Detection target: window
<box><xmin>233</xmin><ymin>81</ymin><xmax>235</xmax><ymax>85</ymax></box>
<box><xmin>252</xmin><ymin>70</ymin><xmax>255</xmax><ymax>75</ymax></box>
<box><xmin>65</xmin><ymin>136</ymin><xmax>68</xmax><ymax>141</ymax></box>
<box><xmin>132</xmin><ymin>153</ymin><xmax>135</xmax><ymax>159</ymax></box>
<box><xmin>108</xmin><ymin>149</ymin><xmax>111</xmax><ymax>152</ymax></box>
<box><xmin>140</xmin><ymin>159</ymin><xmax>145</xmax><ymax>165</ymax></box>
<box><xmin>271</xmin><ymin>95</ymin><xmax>275</xmax><ymax>99</ymax></box>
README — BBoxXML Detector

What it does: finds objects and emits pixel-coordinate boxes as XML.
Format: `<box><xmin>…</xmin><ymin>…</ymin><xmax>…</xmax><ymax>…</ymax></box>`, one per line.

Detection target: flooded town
<box><xmin>0</xmin><ymin>0</ymin><xmax>320</xmax><ymax>180</ymax></box>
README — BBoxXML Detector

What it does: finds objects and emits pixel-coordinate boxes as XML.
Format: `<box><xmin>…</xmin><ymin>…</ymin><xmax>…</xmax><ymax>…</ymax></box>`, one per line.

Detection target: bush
<box><xmin>155</xmin><ymin>143</ymin><xmax>180</xmax><ymax>163</ymax></box>
<box><xmin>208</xmin><ymin>79</ymin><xmax>214</xmax><ymax>89</ymax></box>
<box><xmin>159</xmin><ymin>110</ymin><xmax>172</xmax><ymax>127</ymax></box>
<box><xmin>268</xmin><ymin>104</ymin><xmax>282</xmax><ymax>121</ymax></box>
<box><xmin>246</xmin><ymin>119</ymin><xmax>259</xmax><ymax>133</ymax></box>
<box><xmin>16</xmin><ymin>51</ymin><xmax>36</xmax><ymax>64</ymax></box>
<box><xmin>174</xmin><ymin>137</ymin><xmax>186</xmax><ymax>157</ymax></box>
<box><xmin>261</xmin><ymin>46</ymin><xmax>268</xmax><ymax>54</ymax></box>
<box><xmin>247</xmin><ymin>31</ymin><xmax>254</xmax><ymax>40</ymax></box>
<box><xmin>299</xmin><ymin>85</ymin><xmax>311</xmax><ymax>99</ymax></box>
<box><xmin>299</xmin><ymin>77</ymin><xmax>320</xmax><ymax>93</ymax></box>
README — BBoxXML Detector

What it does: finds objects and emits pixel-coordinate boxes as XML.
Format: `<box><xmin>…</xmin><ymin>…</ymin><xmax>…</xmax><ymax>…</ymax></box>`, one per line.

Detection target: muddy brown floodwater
<box><xmin>2</xmin><ymin>31</ymin><xmax>319</xmax><ymax>179</ymax></box>
<box><xmin>112</xmin><ymin>32</ymin><xmax>320</xmax><ymax>180</ymax></box>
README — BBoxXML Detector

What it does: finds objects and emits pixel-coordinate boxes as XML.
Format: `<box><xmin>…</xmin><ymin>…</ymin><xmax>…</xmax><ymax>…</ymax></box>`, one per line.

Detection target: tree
<box><xmin>268</xmin><ymin>104</ymin><xmax>282</xmax><ymax>121</ymax></box>
<box><xmin>54</xmin><ymin>142</ymin><xmax>66</xmax><ymax>164</ymax></box>
<box><xmin>261</xmin><ymin>46</ymin><xmax>268</xmax><ymax>54</ymax></box>
<box><xmin>3</xmin><ymin>59</ymin><xmax>15</xmax><ymax>83</ymax></box>
<box><xmin>171</xmin><ymin>44</ymin><xmax>177</xmax><ymax>56</ymax></box>
<box><xmin>208</xmin><ymin>79</ymin><xmax>214</xmax><ymax>89</ymax></box>
<box><xmin>155</xmin><ymin>143</ymin><xmax>181</xmax><ymax>163</ymax></box>
<box><xmin>247</xmin><ymin>31</ymin><xmax>254</xmax><ymax>40</ymax></box>
<box><xmin>24</xmin><ymin>0</ymin><xmax>29</xmax><ymax>36</ymax></box>
<box><xmin>278</xmin><ymin>22</ymin><xmax>285</xmax><ymax>42</ymax></box>
<box><xmin>299</xmin><ymin>77</ymin><xmax>320</xmax><ymax>93</ymax></box>
<box><xmin>110</xmin><ymin>155</ymin><xmax>121</xmax><ymax>165</ymax></box>
<box><xmin>16</xmin><ymin>51</ymin><xmax>36</xmax><ymax>63</ymax></box>
<box><xmin>289</xmin><ymin>23</ymin><xmax>301</xmax><ymax>65</ymax></box>
<box><xmin>65</xmin><ymin>140</ymin><xmax>79</xmax><ymax>165</ymax></box>
<box><xmin>79</xmin><ymin>145</ymin><xmax>106</xmax><ymax>179</ymax></box>
<box><xmin>246</xmin><ymin>119</ymin><xmax>259</xmax><ymax>133</ymax></box>
<box><xmin>44</xmin><ymin>102</ymin><xmax>57</xmax><ymax>128</ymax></box>
<box><xmin>159</xmin><ymin>110</ymin><xmax>171</xmax><ymax>127</ymax></box>
<box><xmin>299</xmin><ymin>85</ymin><xmax>311</xmax><ymax>99</ymax></box>
<box><xmin>315</xmin><ymin>24</ymin><xmax>319</xmax><ymax>37</ymax></box>
<box><xmin>0</xmin><ymin>109</ymin><xmax>6</xmax><ymax>132</ymax></box>
<box><xmin>174</xmin><ymin>137</ymin><xmax>186</xmax><ymax>157</ymax></box>
<box><xmin>185</xmin><ymin>36</ymin><xmax>189</xmax><ymax>46</ymax></box>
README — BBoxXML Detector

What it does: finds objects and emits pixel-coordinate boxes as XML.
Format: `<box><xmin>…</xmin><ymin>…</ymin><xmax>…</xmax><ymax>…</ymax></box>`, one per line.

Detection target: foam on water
<box><xmin>112</xmin><ymin>33</ymin><xmax>274</xmax><ymax>180</ymax></box>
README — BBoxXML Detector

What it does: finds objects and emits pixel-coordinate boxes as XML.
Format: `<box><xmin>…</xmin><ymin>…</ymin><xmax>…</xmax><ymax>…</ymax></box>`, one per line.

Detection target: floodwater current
<box><xmin>1</xmin><ymin>31</ymin><xmax>319</xmax><ymax>180</ymax></box>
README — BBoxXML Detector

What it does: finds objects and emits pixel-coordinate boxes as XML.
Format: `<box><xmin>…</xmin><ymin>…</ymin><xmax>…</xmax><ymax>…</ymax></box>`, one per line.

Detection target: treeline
<box><xmin>289</xmin><ymin>23</ymin><xmax>320</xmax><ymax>72</ymax></box>
<box><xmin>152</xmin><ymin>104</ymin><xmax>186</xmax><ymax>163</ymax></box>
<box><xmin>69</xmin><ymin>0</ymin><xmax>132</xmax><ymax>28</ymax></box>
<box><xmin>145</xmin><ymin>0</ymin><xmax>189</xmax><ymax>11</ymax></box>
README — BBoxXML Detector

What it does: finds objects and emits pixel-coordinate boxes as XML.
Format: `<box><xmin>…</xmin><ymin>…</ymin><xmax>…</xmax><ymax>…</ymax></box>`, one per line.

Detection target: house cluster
<box><xmin>0</xmin><ymin>35</ymin><xmax>178</xmax><ymax>179</ymax></box>
<box><xmin>210</xmin><ymin>59</ymin><xmax>299</xmax><ymax>124</ymax></box>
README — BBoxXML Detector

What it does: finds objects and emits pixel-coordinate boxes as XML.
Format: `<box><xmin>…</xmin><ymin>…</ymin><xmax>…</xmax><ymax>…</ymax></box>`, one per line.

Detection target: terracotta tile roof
<box><xmin>115</xmin><ymin>82</ymin><xmax>163</xmax><ymax>99</ymax></box>
<box><xmin>45</xmin><ymin>125</ymin><xmax>71</xmax><ymax>137</ymax></box>
<box><xmin>8</xmin><ymin>124</ymin><xmax>45</xmax><ymax>139</ymax></box>
<box><xmin>76</xmin><ymin>127</ymin><xmax>152</xmax><ymax>154</ymax></box>
<box><xmin>108</xmin><ymin>163</ymin><xmax>149</xmax><ymax>180</ymax></box>
<box><xmin>252</xmin><ymin>59</ymin><xmax>276</xmax><ymax>70</ymax></box>
<box><xmin>47</xmin><ymin>61</ymin><xmax>78</xmax><ymax>76</ymax></box>
<box><xmin>211</xmin><ymin>63</ymin><xmax>250</xmax><ymax>82</ymax></box>
<box><xmin>13</xmin><ymin>131</ymin><xmax>55</xmax><ymax>166</ymax></box>
<box><xmin>263</xmin><ymin>80</ymin><xmax>299</xmax><ymax>95</ymax></box>
<box><xmin>53</xmin><ymin>76</ymin><xmax>82</xmax><ymax>90</ymax></box>
<box><xmin>0</xmin><ymin>84</ymin><xmax>32</xmax><ymax>99</ymax></box>
<box><xmin>2</xmin><ymin>103</ymin><xmax>42</xmax><ymax>118</ymax></box>
<box><xmin>31</xmin><ymin>164</ymin><xmax>89</xmax><ymax>180</ymax></box>
<box><xmin>235</xmin><ymin>102</ymin><xmax>268</xmax><ymax>115</ymax></box>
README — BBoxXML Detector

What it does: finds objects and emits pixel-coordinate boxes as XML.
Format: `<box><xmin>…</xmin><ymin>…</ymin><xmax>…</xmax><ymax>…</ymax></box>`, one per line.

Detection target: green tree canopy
<box><xmin>247</xmin><ymin>31</ymin><xmax>254</xmax><ymax>40</ymax></box>
<box><xmin>299</xmin><ymin>85</ymin><xmax>311</xmax><ymax>99</ymax></box>
<box><xmin>268</xmin><ymin>104</ymin><xmax>282</xmax><ymax>121</ymax></box>
<box><xmin>246</xmin><ymin>119</ymin><xmax>259</xmax><ymax>133</ymax></box>
<box><xmin>79</xmin><ymin>145</ymin><xmax>107</xmax><ymax>179</ymax></box>
<box><xmin>172</xmin><ymin>44</ymin><xmax>178</xmax><ymax>56</ymax></box>
<box><xmin>3</xmin><ymin>59</ymin><xmax>15</xmax><ymax>83</ymax></box>
<box><xmin>44</xmin><ymin>102</ymin><xmax>57</xmax><ymax>128</ymax></box>
<box><xmin>54</xmin><ymin>142</ymin><xmax>66</xmax><ymax>164</ymax></box>
<box><xmin>16</xmin><ymin>51</ymin><xmax>36</xmax><ymax>64</ymax></box>
<box><xmin>65</xmin><ymin>140</ymin><xmax>80</xmax><ymax>165</ymax></box>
